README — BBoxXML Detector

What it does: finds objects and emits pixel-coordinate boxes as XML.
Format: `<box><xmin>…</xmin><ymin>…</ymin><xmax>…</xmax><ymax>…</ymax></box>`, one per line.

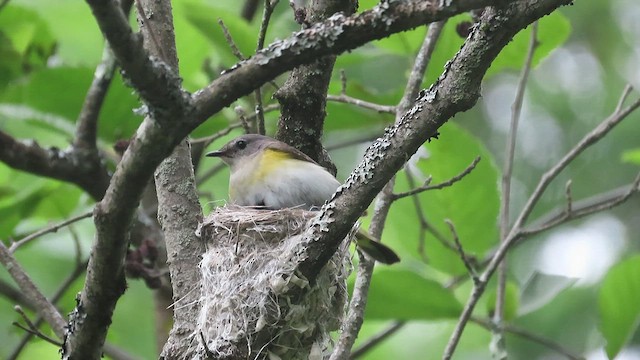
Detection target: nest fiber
<box><xmin>193</xmin><ymin>206</ymin><xmax>351</xmax><ymax>359</ymax></box>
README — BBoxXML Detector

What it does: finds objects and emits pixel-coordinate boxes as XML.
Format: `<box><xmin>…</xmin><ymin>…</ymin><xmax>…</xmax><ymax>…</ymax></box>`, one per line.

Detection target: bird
<box><xmin>206</xmin><ymin>134</ymin><xmax>400</xmax><ymax>264</ymax></box>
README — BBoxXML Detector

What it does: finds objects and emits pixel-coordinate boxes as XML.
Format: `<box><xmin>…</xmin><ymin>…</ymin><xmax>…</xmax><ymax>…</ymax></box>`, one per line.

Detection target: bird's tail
<box><xmin>354</xmin><ymin>230</ymin><xmax>400</xmax><ymax>264</ymax></box>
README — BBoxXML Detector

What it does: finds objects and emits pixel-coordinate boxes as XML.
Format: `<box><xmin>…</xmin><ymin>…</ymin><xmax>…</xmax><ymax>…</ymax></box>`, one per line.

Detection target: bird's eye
<box><xmin>236</xmin><ymin>140</ymin><xmax>247</xmax><ymax>149</ymax></box>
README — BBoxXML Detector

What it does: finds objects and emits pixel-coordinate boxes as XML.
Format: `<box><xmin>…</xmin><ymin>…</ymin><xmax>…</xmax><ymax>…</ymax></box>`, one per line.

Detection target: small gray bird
<box><xmin>207</xmin><ymin>134</ymin><xmax>399</xmax><ymax>264</ymax></box>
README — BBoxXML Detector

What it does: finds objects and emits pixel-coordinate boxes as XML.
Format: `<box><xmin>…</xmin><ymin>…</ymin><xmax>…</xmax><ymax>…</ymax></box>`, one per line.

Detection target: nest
<box><xmin>192</xmin><ymin>205</ymin><xmax>351</xmax><ymax>359</ymax></box>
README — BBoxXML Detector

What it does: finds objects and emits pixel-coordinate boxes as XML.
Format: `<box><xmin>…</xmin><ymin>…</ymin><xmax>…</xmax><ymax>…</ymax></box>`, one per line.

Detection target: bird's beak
<box><xmin>205</xmin><ymin>150</ymin><xmax>225</xmax><ymax>157</ymax></box>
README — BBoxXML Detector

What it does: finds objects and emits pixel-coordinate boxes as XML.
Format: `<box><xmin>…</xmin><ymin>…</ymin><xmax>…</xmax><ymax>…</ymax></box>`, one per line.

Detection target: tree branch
<box><xmin>0</xmin><ymin>131</ymin><xmax>109</xmax><ymax>200</ymax></box>
<box><xmin>8</xmin><ymin>260</ymin><xmax>88</xmax><ymax>360</ymax></box>
<box><xmin>0</xmin><ymin>242</ymin><xmax>66</xmax><ymax>339</ymax></box>
<box><xmin>84</xmin><ymin>0</ymin><xmax>187</xmax><ymax>121</ymax></box>
<box><xmin>296</xmin><ymin>0</ymin><xmax>573</xmax><ymax>283</ymax></box>
<box><xmin>68</xmin><ymin>1</ymin><xmax>566</xmax><ymax>358</ymax></box>
<box><xmin>392</xmin><ymin>156</ymin><xmax>481</xmax><ymax>200</ymax></box>
<box><xmin>331</xmin><ymin>16</ymin><xmax>447</xmax><ymax>357</ymax></box>
<box><xmin>350</xmin><ymin>321</ymin><xmax>406</xmax><ymax>359</ymax></box>
<box><xmin>156</xmin><ymin>140</ymin><xmax>204</xmax><ymax>358</ymax></box>
<box><xmin>509</xmin><ymin>86</ymin><xmax>640</xmax><ymax>239</ymax></box>
<box><xmin>443</xmin><ymin>86</ymin><xmax>640</xmax><ymax>360</ymax></box>
<box><xmin>9</xmin><ymin>211</ymin><xmax>93</xmax><ymax>253</ymax></box>
<box><xmin>329</xmin><ymin>181</ymin><xmax>394</xmax><ymax>360</ymax></box>
<box><xmin>470</xmin><ymin>317</ymin><xmax>585</xmax><ymax>360</ymax></box>
<box><xmin>494</xmin><ymin>20</ymin><xmax>538</xmax><ymax>358</ymax></box>
<box><xmin>13</xmin><ymin>306</ymin><xmax>63</xmax><ymax>346</ymax></box>
<box><xmin>274</xmin><ymin>0</ymin><xmax>357</xmax><ymax>173</ymax></box>
<box><xmin>326</xmin><ymin>94</ymin><xmax>397</xmax><ymax>113</ymax></box>
<box><xmin>521</xmin><ymin>173</ymin><xmax>640</xmax><ymax>236</ymax></box>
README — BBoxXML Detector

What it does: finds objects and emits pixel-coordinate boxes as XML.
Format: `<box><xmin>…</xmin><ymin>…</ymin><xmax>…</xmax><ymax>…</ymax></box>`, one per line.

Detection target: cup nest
<box><xmin>192</xmin><ymin>205</ymin><xmax>352</xmax><ymax>359</ymax></box>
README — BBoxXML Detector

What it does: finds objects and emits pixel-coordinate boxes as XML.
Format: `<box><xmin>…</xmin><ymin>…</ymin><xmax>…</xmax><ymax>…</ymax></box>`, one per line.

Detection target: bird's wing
<box><xmin>264</xmin><ymin>141</ymin><xmax>320</xmax><ymax>165</ymax></box>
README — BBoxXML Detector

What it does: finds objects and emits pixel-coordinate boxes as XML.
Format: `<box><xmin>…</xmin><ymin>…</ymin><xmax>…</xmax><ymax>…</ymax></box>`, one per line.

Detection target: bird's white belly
<box><xmin>229</xmin><ymin>158</ymin><xmax>340</xmax><ymax>209</ymax></box>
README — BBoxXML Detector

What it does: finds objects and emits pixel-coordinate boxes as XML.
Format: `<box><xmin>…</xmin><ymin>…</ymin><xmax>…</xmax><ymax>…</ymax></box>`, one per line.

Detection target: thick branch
<box><xmin>295</xmin><ymin>0</ymin><xmax>573</xmax><ymax>282</ymax></box>
<box><xmin>0</xmin><ymin>131</ymin><xmax>109</xmax><ymax>200</ymax></box>
<box><xmin>74</xmin><ymin>0</ymin><xmax>134</xmax><ymax>150</ymax></box>
<box><xmin>68</xmin><ymin>1</ymin><xmax>563</xmax><ymax>358</ymax></box>
<box><xmin>332</xmin><ymin>17</ymin><xmax>447</xmax><ymax>358</ymax></box>
<box><xmin>275</xmin><ymin>0</ymin><xmax>357</xmax><ymax>171</ymax></box>
<box><xmin>443</xmin><ymin>86</ymin><xmax>639</xmax><ymax>360</ymax></box>
<box><xmin>191</xmin><ymin>0</ymin><xmax>498</xmax><ymax>127</ymax></box>
<box><xmin>156</xmin><ymin>140</ymin><xmax>204</xmax><ymax>359</ymax></box>
<box><xmin>74</xmin><ymin>44</ymin><xmax>117</xmax><ymax>150</ymax></box>
<box><xmin>84</xmin><ymin>0</ymin><xmax>187</xmax><ymax>121</ymax></box>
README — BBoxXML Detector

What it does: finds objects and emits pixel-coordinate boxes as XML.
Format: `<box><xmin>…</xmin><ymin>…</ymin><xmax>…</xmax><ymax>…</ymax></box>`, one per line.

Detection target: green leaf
<box><xmin>368</xmin><ymin>12</ymin><xmax>570</xmax><ymax>85</ymax></box>
<box><xmin>622</xmin><ymin>148</ymin><xmax>640</xmax><ymax>165</ymax></box>
<box><xmin>180</xmin><ymin>1</ymin><xmax>257</xmax><ymax>68</ymax></box>
<box><xmin>12</xmin><ymin>0</ymin><xmax>103</xmax><ymax>66</ymax></box>
<box><xmin>0</xmin><ymin>5</ymin><xmax>55</xmax><ymax>88</ymax></box>
<box><xmin>598</xmin><ymin>255</ymin><xmax>640</xmax><ymax>359</ymax></box>
<box><xmin>363</xmin><ymin>269</ymin><xmax>462</xmax><ymax>320</ymax></box>
<box><xmin>373</xmin><ymin>26</ymin><xmax>428</xmax><ymax>55</ymax></box>
<box><xmin>325</xmin><ymin>81</ymin><xmax>393</xmax><ymax>131</ymax></box>
<box><xmin>386</xmin><ymin>122</ymin><xmax>500</xmax><ymax>275</ymax></box>
<box><xmin>1</xmin><ymin>67</ymin><xmax>93</xmax><ymax>121</ymax></box>
<box><xmin>0</xmin><ymin>178</ymin><xmax>49</xmax><ymax>238</ymax></box>
<box><xmin>1</xmin><ymin>67</ymin><xmax>143</xmax><ymax>142</ymax></box>
<box><xmin>485</xmin><ymin>282</ymin><xmax>520</xmax><ymax>321</ymax></box>
<box><xmin>487</xmin><ymin>11</ymin><xmax>571</xmax><ymax>76</ymax></box>
<box><xmin>519</xmin><ymin>272</ymin><xmax>577</xmax><ymax>315</ymax></box>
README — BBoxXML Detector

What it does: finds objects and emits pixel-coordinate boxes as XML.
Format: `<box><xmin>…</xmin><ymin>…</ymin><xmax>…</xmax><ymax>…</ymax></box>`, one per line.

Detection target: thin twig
<box><xmin>326</xmin><ymin>94</ymin><xmax>396</xmax><ymax>113</ymax></box>
<box><xmin>217</xmin><ymin>18</ymin><xmax>245</xmax><ymax>60</ymax></box>
<box><xmin>510</xmin><ymin>87</ymin><xmax>640</xmax><ymax>238</ymax></box>
<box><xmin>190</xmin><ymin>123</ymin><xmax>243</xmax><ymax>147</ymax></box>
<box><xmin>254</xmin><ymin>0</ymin><xmax>280</xmax><ymax>135</ymax></box>
<box><xmin>8</xmin><ymin>260</ymin><xmax>89</xmax><ymax>360</ymax></box>
<box><xmin>0</xmin><ymin>279</ymin><xmax>34</xmax><ymax>307</ymax></box>
<box><xmin>0</xmin><ymin>242</ymin><xmax>66</xmax><ymax>338</ymax></box>
<box><xmin>69</xmin><ymin>225</ymin><xmax>84</xmax><ymax>266</ymax></box>
<box><xmin>218</xmin><ymin>17</ymin><xmax>280</xmax><ymax>92</ymax></box>
<box><xmin>521</xmin><ymin>173</ymin><xmax>640</xmax><ymax>236</ymax></box>
<box><xmin>74</xmin><ymin>43</ymin><xmax>118</xmax><ymax>150</ymax></box>
<box><xmin>398</xmin><ymin>20</ymin><xmax>446</xmax><ymax>112</ymax></box>
<box><xmin>326</xmin><ymin>133</ymin><xmax>381</xmax><ymax>151</ymax></box>
<box><xmin>332</xmin><ymin>21</ymin><xmax>447</xmax><ymax>359</ymax></box>
<box><xmin>329</xmin><ymin>181</ymin><xmax>396</xmax><ymax>360</ymax></box>
<box><xmin>328</xmin><ymin>71</ymin><xmax>396</xmax><ymax>113</ymax></box>
<box><xmin>403</xmin><ymin>166</ymin><xmax>458</xmax><ymax>260</ymax></box>
<box><xmin>494</xmin><ymin>21</ymin><xmax>538</xmax><ymax>359</ymax></box>
<box><xmin>564</xmin><ymin>179</ymin><xmax>573</xmax><ymax>214</ymax></box>
<box><xmin>393</xmin><ymin>157</ymin><xmax>481</xmax><ymax>200</ymax></box>
<box><xmin>9</xmin><ymin>211</ymin><xmax>94</xmax><ymax>253</ymax></box>
<box><xmin>615</xmin><ymin>84</ymin><xmax>634</xmax><ymax>113</ymax></box>
<box><xmin>234</xmin><ymin>106</ymin><xmax>253</xmax><ymax>133</ymax></box>
<box><xmin>197</xmin><ymin>162</ymin><xmax>227</xmax><ymax>185</ymax></box>
<box><xmin>442</xmin><ymin>85</ymin><xmax>640</xmax><ymax>360</ymax></box>
<box><xmin>256</xmin><ymin>0</ymin><xmax>279</xmax><ymax>50</ymax></box>
<box><xmin>445</xmin><ymin>220</ymin><xmax>478</xmax><ymax>284</ymax></box>
<box><xmin>13</xmin><ymin>306</ymin><xmax>63</xmax><ymax>346</ymax></box>
<box><xmin>340</xmin><ymin>69</ymin><xmax>348</xmax><ymax>95</ymax></box>
<box><xmin>350</xmin><ymin>321</ymin><xmax>406</xmax><ymax>359</ymax></box>
<box><xmin>470</xmin><ymin>317</ymin><xmax>585</xmax><ymax>360</ymax></box>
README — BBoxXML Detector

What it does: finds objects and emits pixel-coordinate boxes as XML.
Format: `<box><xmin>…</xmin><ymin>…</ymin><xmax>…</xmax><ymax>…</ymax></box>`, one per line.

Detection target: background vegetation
<box><xmin>0</xmin><ymin>0</ymin><xmax>639</xmax><ymax>359</ymax></box>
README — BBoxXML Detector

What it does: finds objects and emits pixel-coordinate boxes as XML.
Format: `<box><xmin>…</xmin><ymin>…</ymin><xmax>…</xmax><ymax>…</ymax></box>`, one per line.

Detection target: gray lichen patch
<box><xmin>192</xmin><ymin>206</ymin><xmax>351</xmax><ymax>359</ymax></box>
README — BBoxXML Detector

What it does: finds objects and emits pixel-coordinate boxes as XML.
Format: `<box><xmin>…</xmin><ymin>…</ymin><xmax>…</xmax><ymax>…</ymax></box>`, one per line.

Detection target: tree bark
<box><xmin>275</xmin><ymin>0</ymin><xmax>357</xmax><ymax>174</ymax></box>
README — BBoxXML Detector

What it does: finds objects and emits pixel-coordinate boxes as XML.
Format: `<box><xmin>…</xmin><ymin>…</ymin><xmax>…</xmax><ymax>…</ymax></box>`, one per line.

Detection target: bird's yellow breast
<box><xmin>254</xmin><ymin>149</ymin><xmax>293</xmax><ymax>180</ymax></box>
<box><xmin>228</xmin><ymin>148</ymin><xmax>296</xmax><ymax>202</ymax></box>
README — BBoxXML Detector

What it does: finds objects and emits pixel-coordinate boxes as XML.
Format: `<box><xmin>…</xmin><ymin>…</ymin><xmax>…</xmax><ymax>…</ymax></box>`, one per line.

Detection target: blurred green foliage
<box><xmin>0</xmin><ymin>0</ymin><xmax>639</xmax><ymax>359</ymax></box>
